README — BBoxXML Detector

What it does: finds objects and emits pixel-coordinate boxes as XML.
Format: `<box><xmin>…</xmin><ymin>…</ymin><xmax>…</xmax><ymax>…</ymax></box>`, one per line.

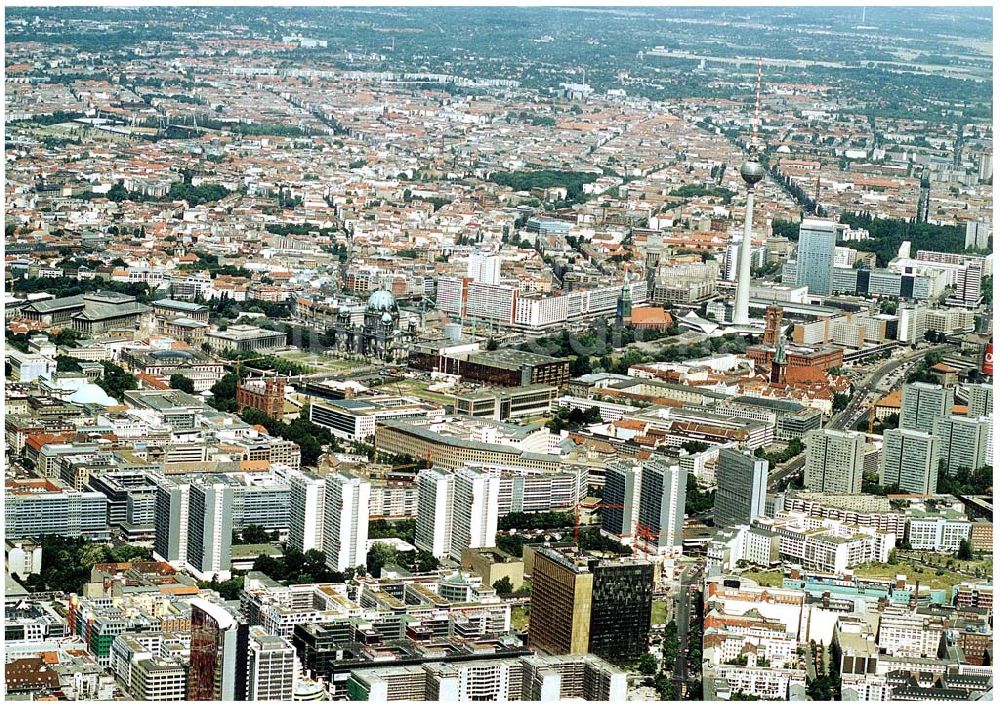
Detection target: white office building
<box><xmin>288</xmin><ymin>470</ymin><xmax>325</xmax><ymax>553</ymax></box>
<box><xmin>451</xmin><ymin>467</ymin><xmax>500</xmax><ymax>561</ymax></box>
<box><xmin>322</xmin><ymin>472</ymin><xmax>370</xmax><ymax>572</ymax></box>
<box><xmin>415</xmin><ymin>469</ymin><xmax>454</xmax><ymax>559</ymax></box>
<box><xmin>247</xmin><ymin>627</ymin><xmax>296</xmax><ymax>701</ymax></box>
<box><xmin>880</xmin><ymin>428</ymin><xmax>940</xmax><ymax>495</ymax></box>
<box><xmin>803</xmin><ymin>429</ymin><xmax>866</xmax><ymax>495</ymax></box>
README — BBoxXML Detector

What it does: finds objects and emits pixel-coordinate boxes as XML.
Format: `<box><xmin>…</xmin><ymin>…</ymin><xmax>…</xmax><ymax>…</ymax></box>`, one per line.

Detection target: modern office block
<box><xmin>714</xmin><ymin>448</ymin><xmax>769</xmax><ymax>527</ymax></box>
<box><xmin>636</xmin><ymin>456</ymin><xmax>686</xmax><ymax>554</ymax></box>
<box><xmin>933</xmin><ymin>415</ymin><xmax>990</xmax><ymax>477</ymax></box>
<box><xmin>900</xmin><ymin>382</ymin><xmax>954</xmax><ymax>434</ymax></box>
<box><xmin>803</xmin><ymin>429</ymin><xmax>866</xmax><ymax>495</ymax></box>
<box><xmin>247</xmin><ymin>626</ymin><xmax>296</xmax><ymax>701</ymax></box>
<box><xmin>528</xmin><ymin>547</ymin><xmax>653</xmax><ymax>662</ymax></box>
<box><xmin>288</xmin><ymin>470</ymin><xmax>325</xmax><ymax>553</ymax></box>
<box><xmin>5</xmin><ymin>479</ymin><xmax>109</xmax><ymax>541</ymax></box>
<box><xmin>322</xmin><ymin>472</ymin><xmax>370</xmax><ymax>572</ymax></box>
<box><xmin>795</xmin><ymin>219</ymin><xmax>844</xmax><ymax>295</ymax></box>
<box><xmin>881</xmin><ymin>428</ymin><xmax>941</xmax><ymax>495</ymax></box>
<box><xmin>188</xmin><ymin>598</ymin><xmax>250</xmax><ymax>701</ymax></box>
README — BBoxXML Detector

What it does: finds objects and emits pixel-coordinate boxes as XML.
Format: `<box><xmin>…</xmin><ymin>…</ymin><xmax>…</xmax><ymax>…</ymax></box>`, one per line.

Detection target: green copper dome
<box><xmin>366</xmin><ymin>288</ymin><xmax>397</xmax><ymax>313</ymax></box>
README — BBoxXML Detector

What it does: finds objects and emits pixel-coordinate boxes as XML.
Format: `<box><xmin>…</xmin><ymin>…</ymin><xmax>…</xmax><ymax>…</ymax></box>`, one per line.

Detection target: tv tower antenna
<box><xmin>750</xmin><ymin>56</ymin><xmax>763</xmax><ymax>153</ymax></box>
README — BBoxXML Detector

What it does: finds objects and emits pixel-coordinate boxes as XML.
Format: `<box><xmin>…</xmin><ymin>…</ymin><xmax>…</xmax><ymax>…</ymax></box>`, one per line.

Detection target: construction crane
<box><xmin>633</xmin><ymin>522</ymin><xmax>661</xmax><ymax>560</ymax></box>
<box><xmin>573</xmin><ymin>502</ymin><xmax>667</xmax><ymax>562</ymax></box>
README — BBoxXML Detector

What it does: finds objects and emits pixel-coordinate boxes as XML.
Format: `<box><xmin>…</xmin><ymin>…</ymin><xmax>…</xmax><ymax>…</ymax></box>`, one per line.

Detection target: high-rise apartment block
<box><xmin>467</xmin><ymin>253</ymin><xmax>501</xmax><ymax>286</ymax></box>
<box><xmin>288</xmin><ymin>470</ymin><xmax>325</xmax><ymax>553</ymax></box>
<box><xmin>451</xmin><ymin>467</ymin><xmax>500</xmax><ymax>562</ymax></box>
<box><xmin>933</xmin><ymin>415</ymin><xmax>991</xmax><ymax>476</ymax></box>
<box><xmin>415</xmin><ymin>469</ymin><xmax>454</xmax><ymax>559</ymax></box>
<box><xmin>803</xmin><ymin>429</ymin><xmax>866</xmax><ymax>495</ymax></box>
<box><xmin>322</xmin><ymin>472</ymin><xmax>370</xmax><ymax>572</ymax></box>
<box><xmin>636</xmin><ymin>456</ymin><xmax>686</xmax><ymax>555</ymax></box>
<box><xmin>600</xmin><ymin>460</ymin><xmax>641</xmax><ymax>542</ymax></box>
<box><xmin>415</xmin><ymin>467</ymin><xmax>499</xmax><ymax>561</ymax></box>
<box><xmin>966</xmin><ymin>383</ymin><xmax>993</xmax><ymax>418</ymax></box>
<box><xmin>186</xmin><ymin>477</ymin><xmax>235</xmax><ymax>582</ymax></box>
<box><xmin>900</xmin><ymin>382</ymin><xmax>954</xmax><ymax>433</ymax></box>
<box><xmin>881</xmin><ymin>428</ymin><xmax>940</xmax><ymax>495</ymax></box>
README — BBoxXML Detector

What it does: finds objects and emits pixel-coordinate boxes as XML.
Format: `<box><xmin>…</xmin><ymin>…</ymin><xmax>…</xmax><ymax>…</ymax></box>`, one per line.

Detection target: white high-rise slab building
<box><xmin>933</xmin><ymin>415</ymin><xmax>991</xmax><ymax>477</ymax></box>
<box><xmin>415</xmin><ymin>467</ymin><xmax>499</xmax><ymax>561</ymax></box>
<box><xmin>451</xmin><ymin>467</ymin><xmax>500</xmax><ymax>561</ymax></box>
<box><xmin>186</xmin><ymin>478</ymin><xmax>234</xmax><ymax>582</ymax></box>
<box><xmin>803</xmin><ymin>429</ymin><xmax>866</xmax><ymax>495</ymax></box>
<box><xmin>881</xmin><ymin>428</ymin><xmax>940</xmax><ymax>495</ymax></box>
<box><xmin>415</xmin><ymin>469</ymin><xmax>455</xmax><ymax>559</ymax></box>
<box><xmin>468</xmin><ymin>253</ymin><xmax>501</xmax><ymax>286</ymax></box>
<box><xmin>288</xmin><ymin>470</ymin><xmax>325</xmax><ymax>553</ymax></box>
<box><xmin>900</xmin><ymin>381</ymin><xmax>954</xmax><ymax>433</ymax></box>
<box><xmin>322</xmin><ymin>472</ymin><xmax>370</xmax><ymax>572</ymax></box>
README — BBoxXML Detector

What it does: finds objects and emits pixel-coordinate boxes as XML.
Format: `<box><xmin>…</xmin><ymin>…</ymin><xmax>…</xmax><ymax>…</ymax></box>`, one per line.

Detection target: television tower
<box><xmin>731</xmin><ymin>57</ymin><xmax>765</xmax><ymax>327</ymax></box>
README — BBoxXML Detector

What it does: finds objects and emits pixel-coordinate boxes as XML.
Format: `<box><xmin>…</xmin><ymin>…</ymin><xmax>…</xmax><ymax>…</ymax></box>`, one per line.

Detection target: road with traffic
<box><xmin>672</xmin><ymin>558</ymin><xmax>705</xmax><ymax>697</ymax></box>
<box><xmin>767</xmin><ymin>345</ymin><xmax>948</xmax><ymax>491</ymax></box>
<box><xmin>828</xmin><ymin>345</ymin><xmax>948</xmax><ymax>431</ymax></box>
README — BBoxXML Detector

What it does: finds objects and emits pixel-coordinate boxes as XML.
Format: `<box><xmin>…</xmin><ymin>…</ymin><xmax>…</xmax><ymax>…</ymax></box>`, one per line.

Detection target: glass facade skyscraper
<box><xmin>795</xmin><ymin>219</ymin><xmax>844</xmax><ymax>295</ymax></box>
<box><xmin>714</xmin><ymin>448</ymin><xmax>769</xmax><ymax>527</ymax></box>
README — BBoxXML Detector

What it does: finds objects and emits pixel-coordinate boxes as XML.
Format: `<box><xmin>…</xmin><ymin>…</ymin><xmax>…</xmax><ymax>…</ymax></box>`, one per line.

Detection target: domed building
<box><xmin>330</xmin><ymin>287</ymin><xmax>415</xmax><ymax>362</ymax></box>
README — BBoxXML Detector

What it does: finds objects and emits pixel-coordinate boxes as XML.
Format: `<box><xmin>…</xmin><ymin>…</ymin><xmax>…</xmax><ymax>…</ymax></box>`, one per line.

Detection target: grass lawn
<box><xmin>387</xmin><ymin>379</ymin><xmax>455</xmax><ymax>405</ymax></box>
<box><xmin>511</xmin><ymin>606</ymin><xmax>530</xmax><ymax>632</ymax></box>
<box><xmin>277</xmin><ymin>351</ymin><xmax>364</xmax><ymax>375</ymax></box>
<box><xmin>651</xmin><ymin>599</ymin><xmax>669</xmax><ymax>625</ymax></box>
<box><xmin>743</xmin><ymin>570</ymin><xmax>784</xmax><ymax>587</ymax></box>
<box><xmin>855</xmin><ymin>561</ymin><xmax>969</xmax><ymax>591</ymax></box>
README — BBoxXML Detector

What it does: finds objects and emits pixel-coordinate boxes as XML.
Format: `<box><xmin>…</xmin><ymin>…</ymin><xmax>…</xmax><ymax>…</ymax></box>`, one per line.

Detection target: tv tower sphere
<box><xmin>740</xmin><ymin>148</ymin><xmax>765</xmax><ymax>187</ymax></box>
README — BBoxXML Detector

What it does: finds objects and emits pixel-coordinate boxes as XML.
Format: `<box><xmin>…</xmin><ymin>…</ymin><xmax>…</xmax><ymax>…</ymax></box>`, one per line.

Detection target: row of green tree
<box><xmin>250</xmin><ymin>546</ymin><xmax>348</xmax><ymax>585</ymax></box>
<box><xmin>369</xmin><ymin>518</ymin><xmax>417</xmax><ymax>543</ymax></box>
<box><xmin>546</xmin><ymin>405</ymin><xmax>602</xmax><ymax>433</ymax></box>
<box><xmin>11</xmin><ymin>275</ymin><xmax>155</xmax><ymax>303</ymax></box>
<box><xmin>497</xmin><ymin>510</ymin><xmax>576</xmax><ymax>531</ymax></box>
<box><xmin>12</xmin><ymin>536</ymin><xmax>152</xmax><ymax>594</ymax></box>
<box><xmin>754</xmin><ymin>438</ymin><xmax>804</xmax><ymax>470</ymax></box>
<box><xmin>239</xmin><ymin>406</ymin><xmax>337</xmax><ymax>467</ymax></box>
<box><xmin>366</xmin><ymin>542</ymin><xmax>439</xmax><ymax>577</ymax></box>
<box><xmin>487</xmin><ymin>169</ymin><xmax>599</xmax><ymax>204</ymax></box>
<box><xmin>839</xmin><ymin>211</ymin><xmax>978</xmax><ymax>267</ymax></box>
<box><xmin>669</xmin><ymin>183</ymin><xmax>735</xmax><ymax>204</ymax></box>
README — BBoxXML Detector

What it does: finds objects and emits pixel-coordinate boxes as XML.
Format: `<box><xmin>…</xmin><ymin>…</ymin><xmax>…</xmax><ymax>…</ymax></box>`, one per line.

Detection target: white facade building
<box><xmin>322</xmin><ymin>472</ymin><xmax>370</xmax><ymax>572</ymax></box>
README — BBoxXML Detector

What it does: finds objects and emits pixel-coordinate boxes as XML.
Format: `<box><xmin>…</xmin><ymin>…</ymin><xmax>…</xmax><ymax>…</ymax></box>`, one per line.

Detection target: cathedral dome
<box><xmin>366</xmin><ymin>288</ymin><xmax>397</xmax><ymax>313</ymax></box>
